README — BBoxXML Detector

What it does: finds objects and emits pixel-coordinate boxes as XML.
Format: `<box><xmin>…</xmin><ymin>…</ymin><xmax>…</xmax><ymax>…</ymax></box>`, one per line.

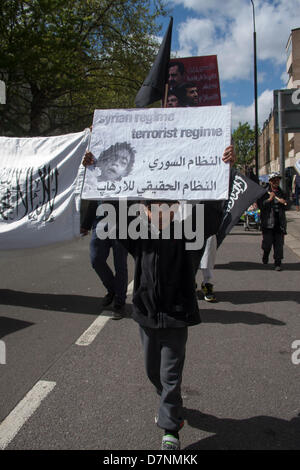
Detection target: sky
<box><xmin>157</xmin><ymin>0</ymin><xmax>300</xmax><ymax>129</ymax></box>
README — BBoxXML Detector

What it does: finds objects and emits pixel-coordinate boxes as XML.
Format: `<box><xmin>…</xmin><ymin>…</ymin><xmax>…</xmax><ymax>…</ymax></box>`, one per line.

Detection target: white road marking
<box><xmin>0</xmin><ymin>380</ymin><xmax>56</xmax><ymax>450</ymax></box>
<box><xmin>127</xmin><ymin>280</ymin><xmax>134</xmax><ymax>296</ymax></box>
<box><xmin>76</xmin><ymin>280</ymin><xmax>134</xmax><ymax>347</ymax></box>
<box><xmin>75</xmin><ymin>313</ymin><xmax>112</xmax><ymax>346</ymax></box>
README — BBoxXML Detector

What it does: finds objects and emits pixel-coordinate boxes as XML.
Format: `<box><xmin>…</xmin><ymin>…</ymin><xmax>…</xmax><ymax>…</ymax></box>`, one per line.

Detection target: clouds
<box><xmin>176</xmin><ymin>15</ymin><xmax>252</xmax><ymax>81</ymax></box>
<box><xmin>172</xmin><ymin>0</ymin><xmax>300</xmax><ymax>81</ymax></box>
<box><xmin>176</xmin><ymin>18</ymin><xmax>215</xmax><ymax>56</ymax></box>
<box><xmin>168</xmin><ymin>0</ymin><xmax>300</xmax><ymax>128</ymax></box>
<box><xmin>172</xmin><ymin>0</ymin><xmax>242</xmax><ymax>15</ymax></box>
<box><xmin>230</xmin><ymin>88</ymin><xmax>274</xmax><ymax>129</ymax></box>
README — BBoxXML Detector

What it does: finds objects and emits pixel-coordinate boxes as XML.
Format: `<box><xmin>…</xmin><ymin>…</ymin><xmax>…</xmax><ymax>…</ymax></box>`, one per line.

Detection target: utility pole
<box><xmin>250</xmin><ymin>0</ymin><xmax>259</xmax><ymax>179</ymax></box>
<box><xmin>278</xmin><ymin>90</ymin><xmax>286</xmax><ymax>191</ymax></box>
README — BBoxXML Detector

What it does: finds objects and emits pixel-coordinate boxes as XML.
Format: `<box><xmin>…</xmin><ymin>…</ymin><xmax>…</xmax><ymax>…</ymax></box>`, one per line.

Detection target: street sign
<box><xmin>274</xmin><ymin>89</ymin><xmax>300</xmax><ymax>133</ymax></box>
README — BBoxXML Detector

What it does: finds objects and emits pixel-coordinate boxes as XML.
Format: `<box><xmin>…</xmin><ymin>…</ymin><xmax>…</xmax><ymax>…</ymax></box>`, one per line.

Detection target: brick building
<box><xmin>258</xmin><ymin>27</ymin><xmax>300</xmax><ymax>192</ymax></box>
<box><xmin>286</xmin><ymin>27</ymin><xmax>300</xmax><ymax>166</ymax></box>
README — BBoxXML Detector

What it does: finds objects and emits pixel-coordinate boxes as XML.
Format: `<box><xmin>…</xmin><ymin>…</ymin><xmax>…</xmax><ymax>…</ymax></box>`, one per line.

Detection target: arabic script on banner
<box><xmin>0</xmin><ymin>165</ymin><xmax>59</xmax><ymax>223</ymax></box>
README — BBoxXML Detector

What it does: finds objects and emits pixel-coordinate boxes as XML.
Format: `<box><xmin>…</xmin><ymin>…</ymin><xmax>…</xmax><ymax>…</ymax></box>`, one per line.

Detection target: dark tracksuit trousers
<box><xmin>139</xmin><ymin>325</ymin><xmax>188</xmax><ymax>432</ymax></box>
<box><xmin>116</xmin><ymin>203</ymin><xmax>221</xmax><ymax>433</ymax></box>
<box><xmin>262</xmin><ymin>228</ymin><xmax>284</xmax><ymax>263</ymax></box>
<box><xmin>90</xmin><ymin>223</ymin><xmax>128</xmax><ymax>304</ymax></box>
<box><xmin>261</xmin><ymin>214</ymin><xmax>284</xmax><ymax>265</ymax></box>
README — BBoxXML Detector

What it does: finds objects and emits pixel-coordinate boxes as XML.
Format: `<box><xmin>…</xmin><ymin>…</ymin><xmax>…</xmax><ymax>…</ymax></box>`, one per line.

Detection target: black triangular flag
<box><xmin>135</xmin><ymin>17</ymin><xmax>173</xmax><ymax>107</ymax></box>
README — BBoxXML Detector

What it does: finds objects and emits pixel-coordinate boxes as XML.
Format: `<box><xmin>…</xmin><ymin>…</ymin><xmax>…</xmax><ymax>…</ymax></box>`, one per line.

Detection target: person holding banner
<box><xmin>81</xmin><ymin>148</ymin><xmax>131</xmax><ymax>319</ymax></box>
<box><xmin>166</xmin><ymin>89</ymin><xmax>185</xmax><ymax>108</ymax></box>
<box><xmin>82</xmin><ymin>143</ymin><xmax>235</xmax><ymax>450</ymax></box>
<box><xmin>81</xmin><ymin>200</ymin><xmax>128</xmax><ymax>319</ymax></box>
<box><xmin>180</xmin><ymin>82</ymin><xmax>199</xmax><ymax>107</ymax></box>
<box><xmin>114</xmin><ymin>199</ymin><xmax>220</xmax><ymax>451</ymax></box>
<box><xmin>172</xmin><ymin>82</ymin><xmax>199</xmax><ymax>107</ymax></box>
<box><xmin>257</xmin><ymin>172</ymin><xmax>287</xmax><ymax>271</ymax></box>
<box><xmin>198</xmin><ymin>145</ymin><xmax>236</xmax><ymax>303</ymax></box>
<box><xmin>114</xmin><ymin>145</ymin><xmax>235</xmax><ymax>451</ymax></box>
<box><xmin>198</xmin><ymin>234</ymin><xmax>218</xmax><ymax>302</ymax></box>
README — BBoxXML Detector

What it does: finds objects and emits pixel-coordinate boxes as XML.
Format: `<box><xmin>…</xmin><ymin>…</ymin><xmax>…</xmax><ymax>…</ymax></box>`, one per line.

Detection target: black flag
<box><xmin>135</xmin><ymin>17</ymin><xmax>173</xmax><ymax>108</ymax></box>
<box><xmin>216</xmin><ymin>169</ymin><xmax>267</xmax><ymax>247</ymax></box>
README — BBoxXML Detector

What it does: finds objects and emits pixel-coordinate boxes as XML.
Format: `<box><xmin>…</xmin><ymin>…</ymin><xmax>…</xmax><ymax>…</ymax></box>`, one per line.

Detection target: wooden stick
<box><xmin>163</xmin><ymin>83</ymin><xmax>169</xmax><ymax>108</ymax></box>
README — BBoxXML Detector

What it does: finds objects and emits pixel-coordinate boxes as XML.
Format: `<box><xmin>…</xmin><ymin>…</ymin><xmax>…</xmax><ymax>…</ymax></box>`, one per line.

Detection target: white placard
<box><xmin>82</xmin><ymin>106</ymin><xmax>231</xmax><ymax>201</ymax></box>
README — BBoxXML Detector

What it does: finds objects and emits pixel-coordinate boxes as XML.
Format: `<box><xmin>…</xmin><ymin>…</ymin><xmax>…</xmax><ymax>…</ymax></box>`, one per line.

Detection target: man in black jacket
<box><xmin>257</xmin><ymin>172</ymin><xmax>287</xmax><ymax>271</ymax></box>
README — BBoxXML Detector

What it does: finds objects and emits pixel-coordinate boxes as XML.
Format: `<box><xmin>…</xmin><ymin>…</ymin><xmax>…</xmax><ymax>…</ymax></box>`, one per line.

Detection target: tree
<box><xmin>232</xmin><ymin>122</ymin><xmax>257</xmax><ymax>174</ymax></box>
<box><xmin>0</xmin><ymin>0</ymin><xmax>167</xmax><ymax>136</ymax></box>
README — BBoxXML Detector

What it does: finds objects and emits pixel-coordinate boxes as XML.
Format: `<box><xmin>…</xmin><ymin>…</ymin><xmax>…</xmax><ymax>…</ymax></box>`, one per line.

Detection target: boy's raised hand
<box><xmin>82</xmin><ymin>151</ymin><xmax>95</xmax><ymax>167</ymax></box>
<box><xmin>222</xmin><ymin>145</ymin><xmax>236</xmax><ymax>167</ymax></box>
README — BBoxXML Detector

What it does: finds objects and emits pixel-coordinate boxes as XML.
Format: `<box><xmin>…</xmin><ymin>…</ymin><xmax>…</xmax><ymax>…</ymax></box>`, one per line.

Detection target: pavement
<box><xmin>285</xmin><ymin>206</ymin><xmax>300</xmax><ymax>258</ymax></box>
<box><xmin>0</xmin><ymin>205</ymin><xmax>300</xmax><ymax>451</ymax></box>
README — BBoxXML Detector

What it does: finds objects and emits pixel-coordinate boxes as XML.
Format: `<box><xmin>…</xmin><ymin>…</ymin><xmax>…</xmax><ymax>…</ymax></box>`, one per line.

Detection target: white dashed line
<box><xmin>0</xmin><ymin>380</ymin><xmax>56</xmax><ymax>450</ymax></box>
<box><xmin>76</xmin><ymin>281</ymin><xmax>134</xmax><ymax>347</ymax></box>
<box><xmin>75</xmin><ymin>313</ymin><xmax>112</xmax><ymax>346</ymax></box>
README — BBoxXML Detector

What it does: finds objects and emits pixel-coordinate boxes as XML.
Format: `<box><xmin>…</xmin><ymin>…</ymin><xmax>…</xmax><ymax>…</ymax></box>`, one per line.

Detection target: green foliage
<box><xmin>232</xmin><ymin>122</ymin><xmax>256</xmax><ymax>172</ymax></box>
<box><xmin>0</xmin><ymin>0</ymin><xmax>167</xmax><ymax>136</ymax></box>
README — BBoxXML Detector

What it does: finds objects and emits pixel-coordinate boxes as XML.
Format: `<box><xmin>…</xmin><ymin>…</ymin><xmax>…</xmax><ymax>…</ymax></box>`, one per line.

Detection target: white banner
<box><xmin>82</xmin><ymin>106</ymin><xmax>231</xmax><ymax>201</ymax></box>
<box><xmin>0</xmin><ymin>130</ymin><xmax>89</xmax><ymax>250</ymax></box>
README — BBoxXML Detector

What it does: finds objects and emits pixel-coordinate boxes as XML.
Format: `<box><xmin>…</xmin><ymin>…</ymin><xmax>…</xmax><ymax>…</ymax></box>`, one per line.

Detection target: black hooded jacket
<box><xmin>118</xmin><ymin>202</ymin><xmax>223</xmax><ymax>329</ymax></box>
<box><xmin>81</xmin><ymin>200</ymin><xmax>223</xmax><ymax>328</ymax></box>
<box><xmin>257</xmin><ymin>185</ymin><xmax>287</xmax><ymax>234</ymax></box>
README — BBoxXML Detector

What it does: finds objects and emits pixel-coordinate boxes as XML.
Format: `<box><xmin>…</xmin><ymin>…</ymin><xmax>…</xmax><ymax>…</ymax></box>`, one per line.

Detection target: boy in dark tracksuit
<box><xmin>82</xmin><ymin>145</ymin><xmax>235</xmax><ymax>449</ymax></box>
<box><xmin>117</xmin><ymin>200</ymin><xmax>222</xmax><ymax>450</ymax></box>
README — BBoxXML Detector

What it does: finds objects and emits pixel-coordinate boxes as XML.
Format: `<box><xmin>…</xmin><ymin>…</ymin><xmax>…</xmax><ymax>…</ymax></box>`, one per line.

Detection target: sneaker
<box><xmin>111</xmin><ymin>302</ymin><xmax>125</xmax><ymax>320</ymax></box>
<box><xmin>201</xmin><ymin>282</ymin><xmax>216</xmax><ymax>302</ymax></box>
<box><xmin>102</xmin><ymin>292</ymin><xmax>115</xmax><ymax>307</ymax></box>
<box><xmin>161</xmin><ymin>434</ymin><xmax>180</xmax><ymax>450</ymax></box>
<box><xmin>274</xmin><ymin>260</ymin><xmax>282</xmax><ymax>271</ymax></box>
